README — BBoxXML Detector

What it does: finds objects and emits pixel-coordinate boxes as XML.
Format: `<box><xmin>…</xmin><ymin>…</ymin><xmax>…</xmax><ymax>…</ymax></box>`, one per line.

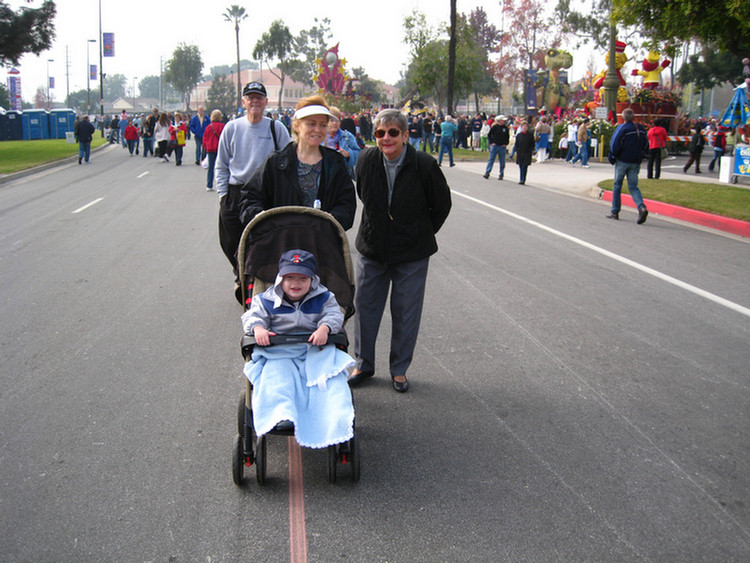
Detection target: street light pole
<box><xmin>132</xmin><ymin>76</ymin><xmax>137</xmax><ymax>111</ymax></box>
<box><xmin>46</xmin><ymin>59</ymin><xmax>54</xmax><ymax>110</ymax></box>
<box><xmin>98</xmin><ymin>0</ymin><xmax>105</xmax><ymax>137</ymax></box>
<box><xmin>87</xmin><ymin>39</ymin><xmax>96</xmax><ymax>115</ymax></box>
<box><xmin>602</xmin><ymin>21</ymin><xmax>620</xmax><ymax>120</ymax></box>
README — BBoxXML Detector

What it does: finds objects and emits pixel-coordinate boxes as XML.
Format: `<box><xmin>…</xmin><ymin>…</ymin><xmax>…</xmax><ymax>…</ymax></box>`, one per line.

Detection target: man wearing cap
<box><xmin>216</xmin><ymin>81</ymin><xmax>291</xmax><ymax>295</ymax></box>
<box><xmin>483</xmin><ymin>116</ymin><xmax>510</xmax><ymax>180</ymax></box>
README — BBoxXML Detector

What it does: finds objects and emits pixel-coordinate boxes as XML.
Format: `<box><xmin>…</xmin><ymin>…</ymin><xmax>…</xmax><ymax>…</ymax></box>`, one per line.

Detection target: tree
<box><xmin>0</xmin><ymin>0</ymin><xmax>56</xmax><ymax>67</ymax></box>
<box><xmin>612</xmin><ymin>0</ymin><xmax>750</xmax><ymax>58</ymax></box>
<box><xmin>253</xmin><ymin>20</ymin><xmax>298</xmax><ymax>111</ymax></box>
<box><xmin>164</xmin><ymin>43</ymin><xmax>203</xmax><ymax>110</ymax></box>
<box><xmin>207</xmin><ymin>74</ymin><xmax>236</xmax><ymax>118</ymax></box>
<box><xmin>103</xmin><ymin>73</ymin><xmax>127</xmax><ymax>101</ymax></box>
<box><xmin>502</xmin><ymin>0</ymin><xmax>561</xmax><ymax>71</ymax></box>
<box><xmin>0</xmin><ymin>82</ymin><xmax>10</xmax><ymax>107</ymax></box>
<box><xmin>290</xmin><ymin>18</ymin><xmax>333</xmax><ymax>87</ymax></box>
<box><xmin>553</xmin><ymin>0</ymin><xmax>612</xmax><ymax>50</ymax></box>
<box><xmin>467</xmin><ymin>8</ymin><xmax>502</xmax><ymax>110</ymax></box>
<box><xmin>447</xmin><ymin>0</ymin><xmax>457</xmax><ymax>114</ymax></box>
<box><xmin>65</xmin><ymin>88</ymin><xmax>88</xmax><ymax>112</ymax></box>
<box><xmin>223</xmin><ymin>5</ymin><xmax>247</xmax><ymax>110</ymax></box>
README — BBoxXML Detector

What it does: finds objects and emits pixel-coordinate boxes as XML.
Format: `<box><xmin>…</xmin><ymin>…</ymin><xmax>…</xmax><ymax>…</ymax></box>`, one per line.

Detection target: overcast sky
<box><xmin>3</xmin><ymin>0</ymin><xmax>592</xmax><ymax>105</ymax></box>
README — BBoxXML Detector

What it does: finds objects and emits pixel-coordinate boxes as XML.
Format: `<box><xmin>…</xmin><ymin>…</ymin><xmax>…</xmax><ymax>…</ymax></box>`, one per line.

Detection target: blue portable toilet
<box><xmin>49</xmin><ymin>108</ymin><xmax>76</xmax><ymax>138</ymax></box>
<box><xmin>21</xmin><ymin>109</ymin><xmax>50</xmax><ymax>140</ymax></box>
<box><xmin>0</xmin><ymin>112</ymin><xmax>7</xmax><ymax>141</ymax></box>
<box><xmin>5</xmin><ymin>110</ymin><xmax>23</xmax><ymax>140</ymax></box>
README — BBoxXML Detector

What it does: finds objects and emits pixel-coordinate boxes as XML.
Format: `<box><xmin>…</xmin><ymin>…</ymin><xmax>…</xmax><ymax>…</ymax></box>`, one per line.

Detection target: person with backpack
<box><xmin>215</xmin><ymin>81</ymin><xmax>291</xmax><ymax>300</ymax></box>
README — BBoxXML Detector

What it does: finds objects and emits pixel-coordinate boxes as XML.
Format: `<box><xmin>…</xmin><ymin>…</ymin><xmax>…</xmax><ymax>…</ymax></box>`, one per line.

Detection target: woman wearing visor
<box><xmin>239</xmin><ymin>96</ymin><xmax>356</xmax><ymax>231</ymax></box>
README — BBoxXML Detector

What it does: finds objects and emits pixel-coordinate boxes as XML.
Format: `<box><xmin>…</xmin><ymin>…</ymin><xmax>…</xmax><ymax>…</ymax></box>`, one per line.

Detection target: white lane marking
<box><xmin>72</xmin><ymin>198</ymin><xmax>104</xmax><ymax>214</ymax></box>
<box><xmin>137</xmin><ymin>171</ymin><xmax>149</xmax><ymax>178</ymax></box>
<box><xmin>454</xmin><ymin>190</ymin><xmax>750</xmax><ymax>319</ymax></box>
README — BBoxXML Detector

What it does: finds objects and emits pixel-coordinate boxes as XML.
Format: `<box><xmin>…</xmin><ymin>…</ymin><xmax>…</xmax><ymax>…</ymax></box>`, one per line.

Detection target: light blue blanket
<box><xmin>243</xmin><ymin>343</ymin><xmax>355</xmax><ymax>448</ymax></box>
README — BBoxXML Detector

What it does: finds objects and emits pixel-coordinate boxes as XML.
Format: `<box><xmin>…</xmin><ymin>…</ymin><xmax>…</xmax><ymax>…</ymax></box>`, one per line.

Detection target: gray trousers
<box><xmin>353</xmin><ymin>254</ymin><xmax>429</xmax><ymax>377</ymax></box>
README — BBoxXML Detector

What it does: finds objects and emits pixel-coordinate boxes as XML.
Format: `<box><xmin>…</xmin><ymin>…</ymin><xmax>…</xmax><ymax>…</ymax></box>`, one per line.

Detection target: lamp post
<box><xmin>602</xmin><ymin>21</ymin><xmax>620</xmax><ymax>119</ymax></box>
<box><xmin>86</xmin><ymin>39</ymin><xmax>96</xmax><ymax>115</ymax></box>
<box><xmin>46</xmin><ymin>58</ymin><xmax>54</xmax><ymax>110</ymax></box>
<box><xmin>132</xmin><ymin>76</ymin><xmax>137</xmax><ymax>112</ymax></box>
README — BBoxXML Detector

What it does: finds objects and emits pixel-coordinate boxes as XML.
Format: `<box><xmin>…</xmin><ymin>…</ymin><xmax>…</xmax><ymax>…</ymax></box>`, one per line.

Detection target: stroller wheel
<box><xmin>232</xmin><ymin>435</ymin><xmax>245</xmax><ymax>487</ymax></box>
<box><xmin>327</xmin><ymin>445</ymin><xmax>338</xmax><ymax>483</ymax></box>
<box><xmin>348</xmin><ymin>434</ymin><xmax>361</xmax><ymax>483</ymax></box>
<box><xmin>255</xmin><ymin>435</ymin><xmax>267</xmax><ymax>485</ymax></box>
<box><xmin>237</xmin><ymin>392</ymin><xmax>246</xmax><ymax>436</ymax></box>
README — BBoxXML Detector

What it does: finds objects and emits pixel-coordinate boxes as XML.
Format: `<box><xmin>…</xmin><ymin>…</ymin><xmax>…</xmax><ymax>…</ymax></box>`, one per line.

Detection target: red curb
<box><xmin>601</xmin><ymin>191</ymin><xmax>750</xmax><ymax>238</ymax></box>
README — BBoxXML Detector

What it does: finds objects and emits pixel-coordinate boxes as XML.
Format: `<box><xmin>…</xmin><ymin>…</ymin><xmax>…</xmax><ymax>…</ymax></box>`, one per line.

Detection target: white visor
<box><xmin>293</xmin><ymin>105</ymin><xmax>334</xmax><ymax>120</ymax></box>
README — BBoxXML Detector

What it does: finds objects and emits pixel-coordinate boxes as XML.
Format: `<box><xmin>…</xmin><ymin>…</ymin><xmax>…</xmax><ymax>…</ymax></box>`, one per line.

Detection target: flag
<box><xmin>103</xmin><ymin>33</ymin><xmax>115</xmax><ymax>57</ymax></box>
<box><xmin>90</xmin><ymin>65</ymin><xmax>97</xmax><ymax>81</ymax></box>
<box><xmin>49</xmin><ymin>76</ymin><xmax>55</xmax><ymax>89</ymax></box>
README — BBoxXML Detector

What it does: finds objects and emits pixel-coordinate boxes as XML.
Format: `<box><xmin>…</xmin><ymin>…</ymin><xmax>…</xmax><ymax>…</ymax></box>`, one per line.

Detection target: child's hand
<box><xmin>253</xmin><ymin>326</ymin><xmax>275</xmax><ymax>347</ymax></box>
<box><xmin>308</xmin><ymin>325</ymin><xmax>330</xmax><ymax>346</ymax></box>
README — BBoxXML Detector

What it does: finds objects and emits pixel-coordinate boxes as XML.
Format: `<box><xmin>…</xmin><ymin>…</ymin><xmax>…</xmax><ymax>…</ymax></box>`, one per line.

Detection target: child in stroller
<box><xmin>232</xmin><ymin>206</ymin><xmax>360</xmax><ymax>485</ymax></box>
<box><xmin>241</xmin><ymin>249</ymin><xmax>355</xmax><ymax>447</ymax></box>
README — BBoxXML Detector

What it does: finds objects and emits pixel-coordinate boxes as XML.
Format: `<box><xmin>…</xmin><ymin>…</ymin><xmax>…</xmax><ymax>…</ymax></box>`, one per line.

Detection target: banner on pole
<box><xmin>103</xmin><ymin>33</ymin><xmax>115</xmax><ymax>57</ymax></box>
<box><xmin>49</xmin><ymin>76</ymin><xmax>55</xmax><ymax>89</ymax></box>
<box><xmin>90</xmin><ymin>65</ymin><xmax>97</xmax><ymax>81</ymax></box>
<box><xmin>8</xmin><ymin>69</ymin><xmax>22</xmax><ymax>111</ymax></box>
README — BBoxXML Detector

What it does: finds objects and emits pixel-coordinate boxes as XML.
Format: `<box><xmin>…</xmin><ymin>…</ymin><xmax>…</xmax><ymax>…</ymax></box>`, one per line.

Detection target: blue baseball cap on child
<box><xmin>278</xmin><ymin>249</ymin><xmax>317</xmax><ymax>279</ymax></box>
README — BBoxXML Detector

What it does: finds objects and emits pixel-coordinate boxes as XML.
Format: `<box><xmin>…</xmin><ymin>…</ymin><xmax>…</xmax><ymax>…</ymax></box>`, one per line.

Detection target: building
<box><xmin>191</xmin><ymin>68</ymin><xmax>311</xmax><ymax>111</ymax></box>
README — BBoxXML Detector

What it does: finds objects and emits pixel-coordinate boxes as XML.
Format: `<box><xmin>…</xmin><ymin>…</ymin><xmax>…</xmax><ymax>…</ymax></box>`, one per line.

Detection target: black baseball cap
<box><xmin>242</xmin><ymin>81</ymin><xmax>267</xmax><ymax>97</ymax></box>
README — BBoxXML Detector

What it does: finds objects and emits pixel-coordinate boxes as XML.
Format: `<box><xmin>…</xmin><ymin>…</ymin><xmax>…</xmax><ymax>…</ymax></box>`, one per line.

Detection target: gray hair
<box><xmin>373</xmin><ymin>108</ymin><xmax>407</xmax><ymax>132</ymax></box>
<box><xmin>622</xmin><ymin>108</ymin><xmax>634</xmax><ymax>122</ymax></box>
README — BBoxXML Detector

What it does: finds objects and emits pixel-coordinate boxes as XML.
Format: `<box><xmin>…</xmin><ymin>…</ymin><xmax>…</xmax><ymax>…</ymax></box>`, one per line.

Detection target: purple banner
<box><xmin>49</xmin><ymin>76</ymin><xmax>55</xmax><ymax>89</ymax></box>
<box><xmin>103</xmin><ymin>33</ymin><xmax>115</xmax><ymax>57</ymax></box>
<box><xmin>90</xmin><ymin>64</ymin><xmax>97</xmax><ymax>81</ymax></box>
<box><xmin>8</xmin><ymin>73</ymin><xmax>22</xmax><ymax>111</ymax></box>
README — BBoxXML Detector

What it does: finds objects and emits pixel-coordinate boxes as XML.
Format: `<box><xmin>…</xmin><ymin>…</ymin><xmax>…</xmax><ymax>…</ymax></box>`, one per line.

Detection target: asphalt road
<box><xmin>1</xmin><ymin>144</ymin><xmax>749</xmax><ymax>563</ymax></box>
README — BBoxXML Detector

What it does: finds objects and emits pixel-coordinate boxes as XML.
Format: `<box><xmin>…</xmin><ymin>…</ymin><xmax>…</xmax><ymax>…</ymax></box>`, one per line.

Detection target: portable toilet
<box><xmin>5</xmin><ymin>110</ymin><xmax>23</xmax><ymax>140</ymax></box>
<box><xmin>49</xmin><ymin>108</ymin><xmax>76</xmax><ymax>138</ymax></box>
<box><xmin>0</xmin><ymin>112</ymin><xmax>7</xmax><ymax>141</ymax></box>
<box><xmin>21</xmin><ymin>109</ymin><xmax>51</xmax><ymax>140</ymax></box>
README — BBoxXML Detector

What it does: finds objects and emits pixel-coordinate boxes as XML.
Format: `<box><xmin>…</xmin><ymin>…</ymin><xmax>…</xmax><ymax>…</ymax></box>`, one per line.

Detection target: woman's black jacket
<box><xmin>355</xmin><ymin>144</ymin><xmax>451</xmax><ymax>264</ymax></box>
<box><xmin>238</xmin><ymin>142</ymin><xmax>356</xmax><ymax>230</ymax></box>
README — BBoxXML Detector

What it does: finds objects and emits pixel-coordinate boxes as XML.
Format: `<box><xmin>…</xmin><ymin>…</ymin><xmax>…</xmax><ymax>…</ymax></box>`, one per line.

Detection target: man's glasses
<box><xmin>374</xmin><ymin>128</ymin><xmax>402</xmax><ymax>138</ymax></box>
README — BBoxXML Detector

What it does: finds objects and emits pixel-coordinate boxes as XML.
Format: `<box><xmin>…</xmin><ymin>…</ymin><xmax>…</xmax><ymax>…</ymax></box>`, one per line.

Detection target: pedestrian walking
<box><xmin>483</xmin><ymin>115</ymin><xmax>510</xmax><ymax>180</ymax></box>
<box><xmin>607</xmin><ymin>107</ymin><xmax>649</xmax><ymax>224</ymax></box>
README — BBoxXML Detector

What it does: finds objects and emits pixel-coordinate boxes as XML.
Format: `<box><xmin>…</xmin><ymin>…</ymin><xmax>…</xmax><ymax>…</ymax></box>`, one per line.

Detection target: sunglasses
<box><xmin>374</xmin><ymin>128</ymin><xmax>402</xmax><ymax>138</ymax></box>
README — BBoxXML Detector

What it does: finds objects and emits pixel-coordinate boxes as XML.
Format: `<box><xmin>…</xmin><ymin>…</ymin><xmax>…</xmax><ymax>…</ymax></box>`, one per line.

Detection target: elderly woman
<box><xmin>325</xmin><ymin>106</ymin><xmax>361</xmax><ymax>179</ymax></box>
<box><xmin>238</xmin><ymin>95</ymin><xmax>356</xmax><ymax>230</ymax></box>
<box><xmin>348</xmin><ymin>109</ymin><xmax>452</xmax><ymax>393</ymax></box>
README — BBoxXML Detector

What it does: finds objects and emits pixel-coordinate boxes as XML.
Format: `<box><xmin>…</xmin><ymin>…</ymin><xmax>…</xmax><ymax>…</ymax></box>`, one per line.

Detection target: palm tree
<box><xmin>223</xmin><ymin>5</ymin><xmax>247</xmax><ymax>111</ymax></box>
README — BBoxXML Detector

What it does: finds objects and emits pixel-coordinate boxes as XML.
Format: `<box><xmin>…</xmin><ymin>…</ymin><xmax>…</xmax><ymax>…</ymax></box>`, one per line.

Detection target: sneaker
<box><xmin>606</xmin><ymin>212</ymin><xmax>619</xmax><ymax>220</ymax></box>
<box><xmin>483</xmin><ymin>173</ymin><xmax>489</xmax><ymax>179</ymax></box>
<box><xmin>637</xmin><ymin>205</ymin><xmax>649</xmax><ymax>225</ymax></box>
<box><xmin>582</xmin><ymin>165</ymin><xmax>590</xmax><ymax>168</ymax></box>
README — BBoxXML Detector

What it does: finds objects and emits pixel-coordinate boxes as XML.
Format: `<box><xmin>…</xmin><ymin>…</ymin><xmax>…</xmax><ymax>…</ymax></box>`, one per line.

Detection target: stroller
<box><xmin>232</xmin><ymin>206</ymin><xmax>360</xmax><ymax>486</ymax></box>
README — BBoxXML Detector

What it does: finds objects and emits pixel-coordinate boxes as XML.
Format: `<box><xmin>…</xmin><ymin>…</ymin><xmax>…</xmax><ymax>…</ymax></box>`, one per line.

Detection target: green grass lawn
<box><xmin>597</xmin><ymin>178</ymin><xmax>750</xmax><ymax>222</ymax></box>
<box><xmin>0</xmin><ymin>137</ymin><xmax>109</xmax><ymax>174</ymax></box>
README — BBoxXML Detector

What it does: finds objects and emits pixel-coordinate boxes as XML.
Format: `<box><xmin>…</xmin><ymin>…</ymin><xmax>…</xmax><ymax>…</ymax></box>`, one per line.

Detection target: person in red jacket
<box><xmin>708</xmin><ymin>126</ymin><xmax>727</xmax><ymax>172</ymax></box>
<box><xmin>647</xmin><ymin>119</ymin><xmax>669</xmax><ymax>179</ymax></box>
<box><xmin>169</xmin><ymin>112</ymin><xmax>188</xmax><ymax>166</ymax></box>
<box><xmin>124</xmin><ymin>119</ymin><xmax>140</xmax><ymax>156</ymax></box>
<box><xmin>202</xmin><ymin>109</ymin><xmax>225</xmax><ymax>191</ymax></box>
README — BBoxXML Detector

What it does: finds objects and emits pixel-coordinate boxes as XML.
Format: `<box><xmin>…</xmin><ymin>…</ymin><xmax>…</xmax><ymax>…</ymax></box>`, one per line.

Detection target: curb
<box><xmin>600</xmin><ymin>190</ymin><xmax>750</xmax><ymax>238</ymax></box>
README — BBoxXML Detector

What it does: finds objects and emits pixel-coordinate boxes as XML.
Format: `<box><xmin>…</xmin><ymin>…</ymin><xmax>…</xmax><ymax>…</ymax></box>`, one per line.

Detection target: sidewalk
<box><xmin>453</xmin><ymin>153</ymin><xmax>750</xmax><ymax>239</ymax></box>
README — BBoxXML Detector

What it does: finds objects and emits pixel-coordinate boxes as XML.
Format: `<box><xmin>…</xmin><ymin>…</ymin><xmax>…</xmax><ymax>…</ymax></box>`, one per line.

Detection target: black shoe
<box><xmin>449</xmin><ymin>163</ymin><xmax>455</xmax><ymax>167</ymax></box>
<box><xmin>348</xmin><ymin>369</ymin><xmax>374</xmax><ymax>387</ymax></box>
<box><xmin>606</xmin><ymin>212</ymin><xmax>619</xmax><ymax>220</ymax></box>
<box><xmin>637</xmin><ymin>205</ymin><xmax>649</xmax><ymax>224</ymax></box>
<box><xmin>78</xmin><ymin>158</ymin><xmax>82</xmax><ymax>165</ymax></box>
<box><xmin>518</xmin><ymin>181</ymin><xmax>525</xmax><ymax>185</ymax></box>
<box><xmin>483</xmin><ymin>173</ymin><xmax>489</xmax><ymax>179</ymax></box>
<box><xmin>695</xmin><ymin>169</ymin><xmax>702</xmax><ymax>174</ymax></box>
<box><xmin>498</xmin><ymin>175</ymin><xmax>503</xmax><ymax>180</ymax></box>
<box><xmin>392</xmin><ymin>375</ymin><xmax>409</xmax><ymax>393</ymax></box>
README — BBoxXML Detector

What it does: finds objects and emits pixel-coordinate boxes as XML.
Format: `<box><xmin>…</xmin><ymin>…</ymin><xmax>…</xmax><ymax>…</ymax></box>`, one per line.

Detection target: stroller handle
<box><xmin>242</xmin><ymin>332</ymin><xmax>349</xmax><ymax>357</ymax></box>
